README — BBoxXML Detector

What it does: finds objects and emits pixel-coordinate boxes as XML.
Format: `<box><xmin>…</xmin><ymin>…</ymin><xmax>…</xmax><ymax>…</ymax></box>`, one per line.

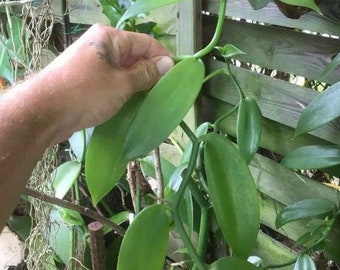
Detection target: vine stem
<box><xmin>171</xmin><ymin>122</ymin><xmax>208</xmax><ymax>270</ymax></box>
<box><xmin>153</xmin><ymin>147</ymin><xmax>164</xmax><ymax>204</ymax></box>
<box><xmin>24</xmin><ymin>187</ymin><xmax>125</xmax><ymax>236</ymax></box>
<box><xmin>203</xmin><ymin>68</ymin><xmax>228</xmax><ymax>83</ymax></box>
<box><xmin>194</xmin><ymin>0</ymin><xmax>227</xmax><ymax>59</ymax></box>
<box><xmin>226</xmin><ymin>61</ymin><xmax>245</xmax><ymax>99</ymax></box>
<box><xmin>214</xmin><ymin>101</ymin><xmax>240</xmax><ymax>131</ymax></box>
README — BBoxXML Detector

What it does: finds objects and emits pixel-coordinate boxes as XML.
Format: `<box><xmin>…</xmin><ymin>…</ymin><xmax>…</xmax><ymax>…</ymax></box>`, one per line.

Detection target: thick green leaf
<box><xmin>281</xmin><ymin>145</ymin><xmax>340</xmax><ymax>169</ymax></box>
<box><xmin>320</xmin><ymin>53</ymin><xmax>340</xmax><ymax>79</ymax></box>
<box><xmin>204</xmin><ymin>133</ymin><xmax>260</xmax><ymax>259</ymax></box>
<box><xmin>277</xmin><ymin>0</ymin><xmax>322</xmax><ymax>15</ymax></box>
<box><xmin>209</xmin><ymin>257</ymin><xmax>259</xmax><ymax>270</ymax></box>
<box><xmin>117</xmin><ymin>205</ymin><xmax>170</xmax><ymax>270</ymax></box>
<box><xmin>324</xmin><ymin>215</ymin><xmax>340</xmax><ymax>264</ymax></box>
<box><xmin>237</xmin><ymin>97</ymin><xmax>262</xmax><ymax>164</ymax></box>
<box><xmin>52</xmin><ymin>161</ymin><xmax>81</xmax><ymax>199</ymax></box>
<box><xmin>293</xmin><ymin>254</ymin><xmax>316</xmax><ymax>270</ymax></box>
<box><xmin>124</xmin><ymin>57</ymin><xmax>205</xmax><ymax>160</ymax></box>
<box><xmin>117</xmin><ymin>0</ymin><xmax>181</xmax><ymax>28</ymax></box>
<box><xmin>85</xmin><ymin>93</ymin><xmax>145</xmax><ymax>205</ymax></box>
<box><xmin>248</xmin><ymin>0</ymin><xmax>271</xmax><ymax>10</ymax></box>
<box><xmin>275</xmin><ymin>199</ymin><xmax>336</xmax><ymax>229</ymax></box>
<box><xmin>295</xmin><ymin>82</ymin><xmax>340</xmax><ymax>137</ymax></box>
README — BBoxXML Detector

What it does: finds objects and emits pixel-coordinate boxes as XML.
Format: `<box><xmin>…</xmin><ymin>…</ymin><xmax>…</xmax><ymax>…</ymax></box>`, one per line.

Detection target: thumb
<box><xmin>128</xmin><ymin>56</ymin><xmax>174</xmax><ymax>92</ymax></box>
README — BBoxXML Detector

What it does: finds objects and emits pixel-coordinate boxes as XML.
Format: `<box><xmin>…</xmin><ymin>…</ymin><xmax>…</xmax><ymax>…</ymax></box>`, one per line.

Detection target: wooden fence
<box><xmin>178</xmin><ymin>0</ymin><xmax>340</xmax><ymax>268</ymax></box>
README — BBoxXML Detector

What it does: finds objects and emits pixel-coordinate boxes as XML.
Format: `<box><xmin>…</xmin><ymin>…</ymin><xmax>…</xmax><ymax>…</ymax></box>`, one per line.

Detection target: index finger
<box><xmin>108</xmin><ymin>27</ymin><xmax>173</xmax><ymax>67</ymax></box>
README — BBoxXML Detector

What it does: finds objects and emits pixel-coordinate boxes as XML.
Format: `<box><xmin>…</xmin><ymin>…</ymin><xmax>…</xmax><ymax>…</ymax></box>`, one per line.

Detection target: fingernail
<box><xmin>156</xmin><ymin>56</ymin><xmax>174</xmax><ymax>75</ymax></box>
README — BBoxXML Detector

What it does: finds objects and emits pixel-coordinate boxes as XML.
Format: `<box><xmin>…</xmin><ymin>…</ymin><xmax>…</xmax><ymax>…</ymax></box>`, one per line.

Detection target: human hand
<box><xmin>40</xmin><ymin>24</ymin><xmax>174</xmax><ymax>142</ymax></box>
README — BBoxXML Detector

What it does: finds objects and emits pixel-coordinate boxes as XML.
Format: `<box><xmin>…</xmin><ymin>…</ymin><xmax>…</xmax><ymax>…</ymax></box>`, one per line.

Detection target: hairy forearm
<box><xmin>0</xmin><ymin>74</ymin><xmax>60</xmax><ymax>228</ymax></box>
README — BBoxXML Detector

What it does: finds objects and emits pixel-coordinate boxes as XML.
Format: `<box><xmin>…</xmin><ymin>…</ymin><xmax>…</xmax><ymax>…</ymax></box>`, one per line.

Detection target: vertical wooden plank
<box><xmin>177</xmin><ymin>0</ymin><xmax>202</xmax><ymax>55</ymax></box>
<box><xmin>174</xmin><ymin>0</ymin><xmax>202</xmax><ymax>145</ymax></box>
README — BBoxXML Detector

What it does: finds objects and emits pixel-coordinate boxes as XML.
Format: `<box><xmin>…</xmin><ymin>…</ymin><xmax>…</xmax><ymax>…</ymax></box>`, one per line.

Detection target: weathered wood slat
<box><xmin>254</xmin><ymin>231</ymin><xmax>296</xmax><ymax>270</ymax></box>
<box><xmin>203</xmin><ymin>0</ymin><xmax>340</xmax><ymax>36</ymax></box>
<box><xmin>260</xmin><ymin>195</ymin><xmax>308</xmax><ymax>242</ymax></box>
<box><xmin>201</xmin><ymin>96</ymin><xmax>329</xmax><ymax>155</ymax></box>
<box><xmin>204</xmin><ymin>59</ymin><xmax>340</xmax><ymax>144</ymax></box>
<box><xmin>251</xmin><ymin>153</ymin><xmax>339</xmax><ymax>207</ymax></box>
<box><xmin>203</xmin><ymin>15</ymin><xmax>340</xmax><ymax>84</ymax></box>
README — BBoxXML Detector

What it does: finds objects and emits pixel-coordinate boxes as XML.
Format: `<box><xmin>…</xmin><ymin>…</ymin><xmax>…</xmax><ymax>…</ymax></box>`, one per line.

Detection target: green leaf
<box><xmin>85</xmin><ymin>93</ymin><xmax>145</xmax><ymax>205</ymax></box>
<box><xmin>293</xmin><ymin>254</ymin><xmax>316</xmax><ymax>270</ymax></box>
<box><xmin>214</xmin><ymin>44</ymin><xmax>246</xmax><ymax>59</ymax></box>
<box><xmin>124</xmin><ymin>57</ymin><xmax>205</xmax><ymax>160</ymax></box>
<box><xmin>52</xmin><ymin>161</ymin><xmax>82</xmax><ymax>199</ymax></box>
<box><xmin>169</xmin><ymin>164</ymin><xmax>187</xmax><ymax>192</ymax></box>
<box><xmin>117</xmin><ymin>205</ymin><xmax>170</xmax><ymax>270</ymax></box>
<box><xmin>293</xmin><ymin>219</ymin><xmax>331</xmax><ymax>249</ymax></box>
<box><xmin>6</xmin><ymin>17</ymin><xmax>27</xmax><ymax>64</ymax></box>
<box><xmin>295</xmin><ymin>82</ymin><xmax>340</xmax><ymax>137</ymax></box>
<box><xmin>135</xmin><ymin>21</ymin><xmax>157</xmax><ymax>35</ymax></box>
<box><xmin>68</xmin><ymin>130</ymin><xmax>86</xmax><ymax>161</ymax></box>
<box><xmin>281</xmin><ymin>145</ymin><xmax>340</xmax><ymax>169</ymax></box>
<box><xmin>277</xmin><ymin>0</ymin><xmax>322</xmax><ymax>15</ymax></box>
<box><xmin>275</xmin><ymin>199</ymin><xmax>336</xmax><ymax>229</ymax></box>
<box><xmin>324</xmin><ymin>215</ymin><xmax>340</xmax><ymax>264</ymax></box>
<box><xmin>237</xmin><ymin>97</ymin><xmax>262</xmax><ymax>164</ymax></box>
<box><xmin>58</xmin><ymin>207</ymin><xmax>85</xmax><ymax>227</ymax></box>
<box><xmin>49</xmin><ymin>208</ymin><xmax>75</xmax><ymax>264</ymax></box>
<box><xmin>320</xmin><ymin>53</ymin><xmax>340</xmax><ymax>79</ymax></box>
<box><xmin>0</xmin><ymin>42</ymin><xmax>13</xmax><ymax>83</ymax></box>
<box><xmin>323</xmin><ymin>164</ymin><xmax>340</xmax><ymax>178</ymax></box>
<box><xmin>101</xmin><ymin>4</ymin><xmax>122</xmax><ymax>26</ymax></box>
<box><xmin>117</xmin><ymin>0</ymin><xmax>182</xmax><ymax>28</ymax></box>
<box><xmin>7</xmin><ymin>215</ymin><xmax>32</xmax><ymax>241</ymax></box>
<box><xmin>110</xmin><ymin>211</ymin><xmax>130</xmax><ymax>225</ymax></box>
<box><xmin>104</xmin><ymin>211</ymin><xmax>130</xmax><ymax>234</ymax></box>
<box><xmin>105</xmin><ymin>236</ymin><xmax>123</xmax><ymax>270</ymax></box>
<box><xmin>203</xmin><ymin>133</ymin><xmax>260</xmax><ymax>259</ymax></box>
<box><xmin>248</xmin><ymin>0</ymin><xmax>271</xmax><ymax>10</ymax></box>
<box><xmin>209</xmin><ymin>257</ymin><xmax>259</xmax><ymax>270</ymax></box>
<box><xmin>68</xmin><ymin>128</ymin><xmax>93</xmax><ymax>162</ymax></box>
